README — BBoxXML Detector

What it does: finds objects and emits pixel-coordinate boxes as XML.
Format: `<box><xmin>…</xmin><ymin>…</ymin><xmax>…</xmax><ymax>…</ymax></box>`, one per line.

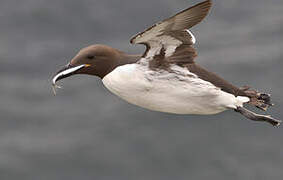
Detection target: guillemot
<box><xmin>52</xmin><ymin>0</ymin><xmax>281</xmax><ymax>126</ymax></box>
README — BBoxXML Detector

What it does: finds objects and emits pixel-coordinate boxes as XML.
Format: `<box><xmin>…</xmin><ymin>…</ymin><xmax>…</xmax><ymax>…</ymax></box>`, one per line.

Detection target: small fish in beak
<box><xmin>51</xmin><ymin>64</ymin><xmax>90</xmax><ymax>95</ymax></box>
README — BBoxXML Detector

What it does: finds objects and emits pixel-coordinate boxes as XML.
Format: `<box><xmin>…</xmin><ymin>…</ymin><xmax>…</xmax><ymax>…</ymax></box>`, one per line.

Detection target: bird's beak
<box><xmin>51</xmin><ymin>63</ymin><xmax>91</xmax><ymax>95</ymax></box>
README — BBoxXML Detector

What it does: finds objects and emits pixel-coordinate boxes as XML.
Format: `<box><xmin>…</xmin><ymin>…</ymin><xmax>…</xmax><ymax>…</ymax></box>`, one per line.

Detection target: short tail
<box><xmin>233</xmin><ymin>86</ymin><xmax>280</xmax><ymax>126</ymax></box>
<box><xmin>240</xmin><ymin>86</ymin><xmax>274</xmax><ymax>111</ymax></box>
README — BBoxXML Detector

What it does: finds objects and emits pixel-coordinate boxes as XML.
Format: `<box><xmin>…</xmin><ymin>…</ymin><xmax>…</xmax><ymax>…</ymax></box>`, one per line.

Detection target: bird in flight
<box><xmin>52</xmin><ymin>0</ymin><xmax>281</xmax><ymax>126</ymax></box>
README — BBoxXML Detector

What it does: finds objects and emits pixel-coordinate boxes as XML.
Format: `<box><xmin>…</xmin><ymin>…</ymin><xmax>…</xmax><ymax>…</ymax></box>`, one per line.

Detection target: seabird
<box><xmin>52</xmin><ymin>0</ymin><xmax>281</xmax><ymax>126</ymax></box>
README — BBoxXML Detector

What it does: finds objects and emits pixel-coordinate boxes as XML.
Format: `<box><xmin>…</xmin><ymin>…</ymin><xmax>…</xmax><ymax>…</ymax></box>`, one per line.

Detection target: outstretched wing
<box><xmin>129</xmin><ymin>1</ymin><xmax>268</xmax><ymax>104</ymax></box>
<box><xmin>130</xmin><ymin>0</ymin><xmax>211</xmax><ymax>63</ymax></box>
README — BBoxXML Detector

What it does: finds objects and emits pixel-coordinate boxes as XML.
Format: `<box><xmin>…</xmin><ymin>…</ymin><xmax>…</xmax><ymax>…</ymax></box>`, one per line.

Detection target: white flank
<box><xmin>102</xmin><ymin>64</ymin><xmax>247</xmax><ymax>115</ymax></box>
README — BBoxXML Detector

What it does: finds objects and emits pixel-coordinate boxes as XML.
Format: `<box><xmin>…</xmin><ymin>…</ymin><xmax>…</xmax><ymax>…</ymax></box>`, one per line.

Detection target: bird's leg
<box><xmin>235</xmin><ymin>106</ymin><xmax>281</xmax><ymax>126</ymax></box>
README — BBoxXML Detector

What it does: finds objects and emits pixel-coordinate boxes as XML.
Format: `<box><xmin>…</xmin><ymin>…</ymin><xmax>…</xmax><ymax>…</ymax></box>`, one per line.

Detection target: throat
<box><xmin>99</xmin><ymin>53</ymin><xmax>141</xmax><ymax>79</ymax></box>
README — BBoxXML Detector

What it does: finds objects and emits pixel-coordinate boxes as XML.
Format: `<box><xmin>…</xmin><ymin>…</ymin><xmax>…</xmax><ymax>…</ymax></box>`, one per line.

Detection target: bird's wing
<box><xmin>130</xmin><ymin>0</ymin><xmax>211</xmax><ymax>65</ymax></box>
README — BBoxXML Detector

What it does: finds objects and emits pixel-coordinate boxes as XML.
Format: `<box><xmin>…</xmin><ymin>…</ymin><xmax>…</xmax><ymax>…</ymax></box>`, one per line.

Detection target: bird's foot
<box><xmin>241</xmin><ymin>86</ymin><xmax>274</xmax><ymax>111</ymax></box>
<box><xmin>235</xmin><ymin>106</ymin><xmax>281</xmax><ymax>127</ymax></box>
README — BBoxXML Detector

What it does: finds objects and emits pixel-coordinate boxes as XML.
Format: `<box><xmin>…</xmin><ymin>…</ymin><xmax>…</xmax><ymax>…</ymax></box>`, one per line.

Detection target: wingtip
<box><xmin>200</xmin><ymin>0</ymin><xmax>213</xmax><ymax>11</ymax></box>
<box><xmin>196</xmin><ymin>0</ymin><xmax>212</xmax><ymax>7</ymax></box>
<box><xmin>271</xmin><ymin>119</ymin><xmax>281</xmax><ymax>127</ymax></box>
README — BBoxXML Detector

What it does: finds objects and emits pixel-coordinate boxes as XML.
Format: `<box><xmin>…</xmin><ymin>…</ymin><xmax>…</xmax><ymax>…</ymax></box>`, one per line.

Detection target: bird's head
<box><xmin>51</xmin><ymin>44</ymin><xmax>123</xmax><ymax>93</ymax></box>
<box><xmin>51</xmin><ymin>44</ymin><xmax>140</xmax><ymax>94</ymax></box>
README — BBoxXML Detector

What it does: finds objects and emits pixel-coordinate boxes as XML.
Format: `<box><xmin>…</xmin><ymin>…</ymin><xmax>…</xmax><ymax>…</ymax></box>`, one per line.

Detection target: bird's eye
<box><xmin>87</xmin><ymin>55</ymin><xmax>95</xmax><ymax>59</ymax></box>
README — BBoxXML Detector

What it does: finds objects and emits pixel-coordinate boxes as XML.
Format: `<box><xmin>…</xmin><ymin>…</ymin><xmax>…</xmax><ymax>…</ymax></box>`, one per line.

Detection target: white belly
<box><xmin>102</xmin><ymin>64</ymin><xmax>249</xmax><ymax>115</ymax></box>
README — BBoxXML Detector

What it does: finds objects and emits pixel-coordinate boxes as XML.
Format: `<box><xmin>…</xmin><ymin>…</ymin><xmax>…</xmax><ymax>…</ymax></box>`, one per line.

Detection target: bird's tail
<box><xmin>240</xmin><ymin>86</ymin><xmax>273</xmax><ymax>111</ymax></box>
<box><xmin>233</xmin><ymin>86</ymin><xmax>280</xmax><ymax>126</ymax></box>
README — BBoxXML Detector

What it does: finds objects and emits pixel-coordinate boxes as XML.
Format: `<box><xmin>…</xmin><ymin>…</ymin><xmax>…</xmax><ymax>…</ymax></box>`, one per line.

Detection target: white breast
<box><xmin>102</xmin><ymin>64</ymin><xmax>249</xmax><ymax>115</ymax></box>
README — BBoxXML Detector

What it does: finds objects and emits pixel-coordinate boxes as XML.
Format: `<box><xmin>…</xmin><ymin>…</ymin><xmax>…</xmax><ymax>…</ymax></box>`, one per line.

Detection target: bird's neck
<box><xmin>98</xmin><ymin>52</ymin><xmax>141</xmax><ymax>79</ymax></box>
<box><xmin>118</xmin><ymin>53</ymin><xmax>141</xmax><ymax>66</ymax></box>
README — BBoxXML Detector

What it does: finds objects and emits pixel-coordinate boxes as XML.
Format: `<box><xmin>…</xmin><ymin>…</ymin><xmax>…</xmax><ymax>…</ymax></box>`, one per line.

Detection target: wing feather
<box><xmin>130</xmin><ymin>0</ymin><xmax>211</xmax><ymax>45</ymax></box>
<box><xmin>130</xmin><ymin>0</ymin><xmax>212</xmax><ymax>67</ymax></box>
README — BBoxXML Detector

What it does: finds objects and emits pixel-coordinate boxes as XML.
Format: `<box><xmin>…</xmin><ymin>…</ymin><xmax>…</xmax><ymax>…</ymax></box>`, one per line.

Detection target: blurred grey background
<box><xmin>0</xmin><ymin>0</ymin><xmax>283</xmax><ymax>179</ymax></box>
